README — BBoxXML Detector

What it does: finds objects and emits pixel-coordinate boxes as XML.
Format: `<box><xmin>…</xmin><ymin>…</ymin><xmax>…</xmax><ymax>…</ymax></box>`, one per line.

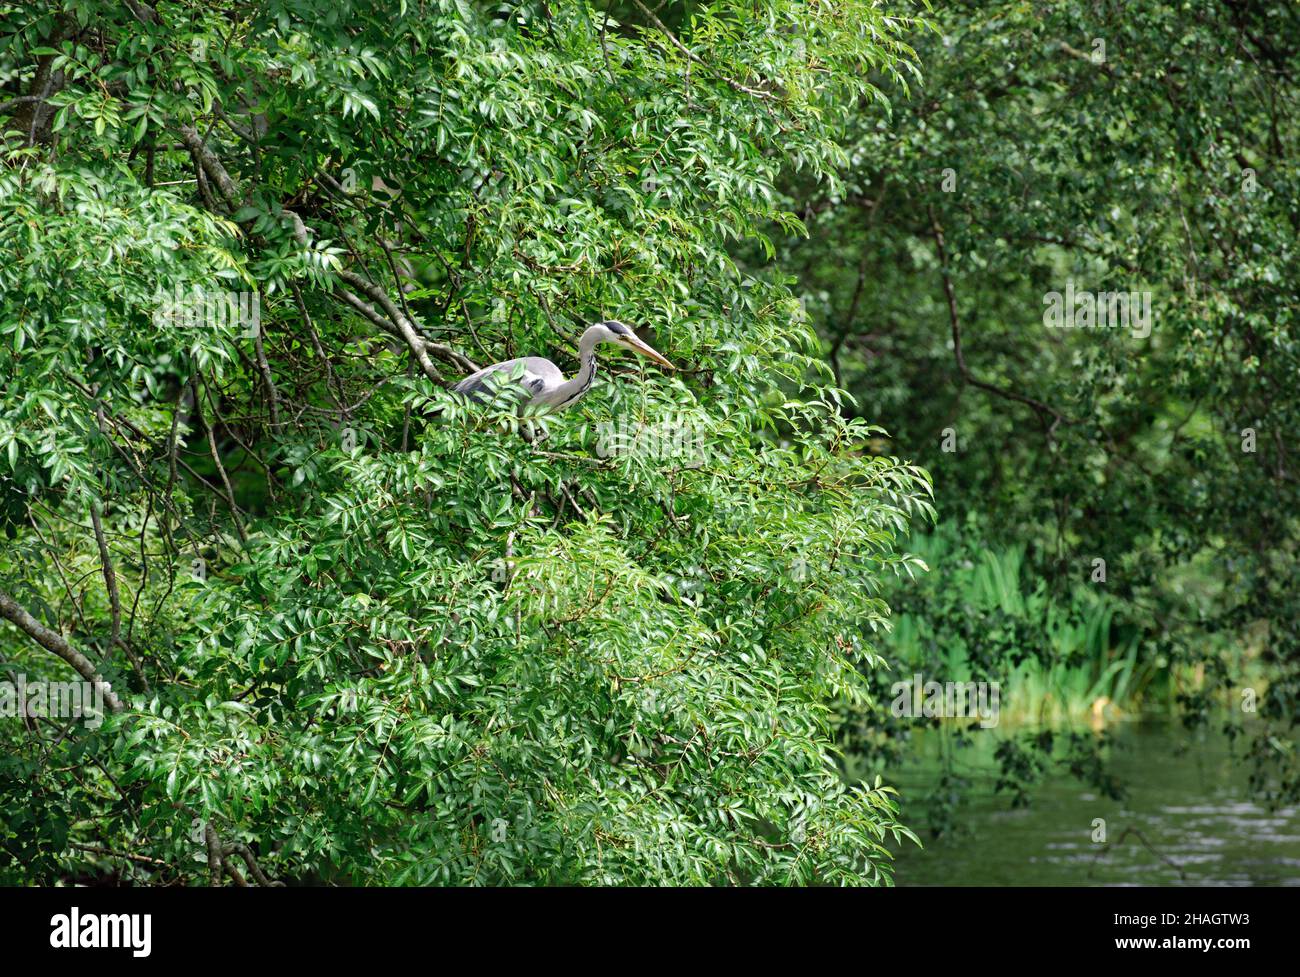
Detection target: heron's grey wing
<box><xmin>451</xmin><ymin>361</ymin><xmax>511</xmax><ymax>398</ymax></box>
<box><xmin>453</xmin><ymin>357</ymin><xmax>563</xmax><ymax>403</ymax></box>
<box><xmin>520</xmin><ymin>358</ymin><xmax>565</xmax><ymax>387</ymax></box>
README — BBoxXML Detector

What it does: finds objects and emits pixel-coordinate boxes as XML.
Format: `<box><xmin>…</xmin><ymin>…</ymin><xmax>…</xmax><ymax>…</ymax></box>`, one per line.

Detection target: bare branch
<box><xmin>628</xmin><ymin>0</ymin><xmax>774</xmax><ymax>99</ymax></box>
<box><xmin>204</xmin><ymin>822</ymin><xmax>224</xmax><ymax>886</ymax></box>
<box><xmin>192</xmin><ymin>378</ymin><xmax>250</xmax><ymax>546</ymax></box>
<box><xmin>89</xmin><ymin>502</ymin><xmax>121</xmax><ymax>649</ymax></box>
<box><xmin>250</xmin><ymin>310</ymin><xmax>282</xmax><ymax>431</ymax></box>
<box><xmin>929</xmin><ymin>209</ymin><xmax>1075</xmax><ymax>433</ymax></box>
<box><xmin>224</xmin><ymin>841</ymin><xmax>284</xmax><ymax>887</ymax></box>
<box><xmin>1058</xmin><ymin>41</ymin><xmax>1118</xmax><ymax>78</ymax></box>
<box><xmin>0</xmin><ymin>587</ymin><xmax>125</xmax><ymax>713</ymax></box>
<box><xmin>178</xmin><ymin>126</ymin><xmax>476</xmax><ymax>382</ymax></box>
<box><xmin>90</xmin><ymin>502</ymin><xmax>148</xmax><ymax>690</ymax></box>
<box><xmin>335</xmin><ymin>269</ymin><xmax>479</xmax><ymax>377</ymax></box>
<box><xmin>70</xmin><ymin>843</ymin><xmax>168</xmax><ymax>867</ymax></box>
<box><xmin>334</xmin><ymin>284</ymin><xmax>444</xmax><ymax>383</ymax></box>
<box><xmin>177</xmin><ymin>125</ymin><xmax>244</xmax><ymax>209</ymax></box>
<box><xmin>122</xmin><ymin>0</ymin><xmax>159</xmax><ymax>25</ymax></box>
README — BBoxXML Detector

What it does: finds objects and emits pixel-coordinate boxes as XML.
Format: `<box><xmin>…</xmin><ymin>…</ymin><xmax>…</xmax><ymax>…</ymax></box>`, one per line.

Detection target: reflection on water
<box><xmin>885</xmin><ymin>720</ymin><xmax>1300</xmax><ymax>886</ymax></box>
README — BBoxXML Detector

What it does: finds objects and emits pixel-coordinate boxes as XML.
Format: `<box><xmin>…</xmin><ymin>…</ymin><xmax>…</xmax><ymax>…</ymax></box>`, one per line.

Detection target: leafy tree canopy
<box><xmin>773</xmin><ymin>0</ymin><xmax>1300</xmax><ymax>805</ymax></box>
<box><xmin>0</xmin><ymin>1</ymin><xmax>931</xmax><ymax>884</ymax></box>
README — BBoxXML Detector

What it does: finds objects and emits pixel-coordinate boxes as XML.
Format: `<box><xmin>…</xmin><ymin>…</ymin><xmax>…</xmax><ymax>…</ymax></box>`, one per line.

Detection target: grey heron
<box><xmin>452</xmin><ymin>320</ymin><xmax>674</xmax><ymax>413</ymax></box>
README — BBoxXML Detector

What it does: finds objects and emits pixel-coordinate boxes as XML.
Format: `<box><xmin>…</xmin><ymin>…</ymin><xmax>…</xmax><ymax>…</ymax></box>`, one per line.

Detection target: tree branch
<box><xmin>628</xmin><ymin>0</ymin><xmax>774</xmax><ymax>99</ymax></box>
<box><xmin>191</xmin><ymin>378</ymin><xmax>249</xmax><ymax>546</ymax></box>
<box><xmin>177</xmin><ymin>124</ymin><xmax>244</xmax><ymax>209</ymax></box>
<box><xmin>179</xmin><ymin>125</ymin><xmax>476</xmax><ymax>382</ymax></box>
<box><xmin>0</xmin><ymin>587</ymin><xmax>125</xmax><ymax>713</ymax></box>
<box><xmin>204</xmin><ymin>822</ymin><xmax>224</xmax><ymax>886</ymax></box>
<box><xmin>336</xmin><ymin>269</ymin><xmax>478</xmax><ymax>375</ymax></box>
<box><xmin>90</xmin><ymin>502</ymin><xmax>148</xmax><ymax>690</ymax></box>
<box><xmin>929</xmin><ymin>209</ymin><xmax>1075</xmax><ymax>433</ymax></box>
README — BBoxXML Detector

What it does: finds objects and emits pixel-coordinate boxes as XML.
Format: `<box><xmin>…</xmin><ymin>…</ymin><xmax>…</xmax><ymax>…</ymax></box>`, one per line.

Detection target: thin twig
<box><xmin>929</xmin><ymin>208</ymin><xmax>1074</xmax><ymax>434</ymax></box>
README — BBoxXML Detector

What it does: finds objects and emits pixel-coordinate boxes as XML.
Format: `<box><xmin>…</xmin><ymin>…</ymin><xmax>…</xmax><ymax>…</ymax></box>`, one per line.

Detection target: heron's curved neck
<box><xmin>552</xmin><ymin>328</ymin><xmax>602</xmax><ymax>410</ymax></box>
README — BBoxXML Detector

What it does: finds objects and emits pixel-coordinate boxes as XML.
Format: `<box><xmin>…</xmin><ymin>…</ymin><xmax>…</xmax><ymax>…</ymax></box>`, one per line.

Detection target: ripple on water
<box><xmin>886</xmin><ymin>721</ymin><xmax>1300</xmax><ymax>886</ymax></box>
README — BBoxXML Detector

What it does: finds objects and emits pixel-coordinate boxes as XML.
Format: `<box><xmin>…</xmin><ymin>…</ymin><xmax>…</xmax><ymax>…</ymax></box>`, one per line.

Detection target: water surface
<box><xmin>885</xmin><ymin>721</ymin><xmax>1300</xmax><ymax>886</ymax></box>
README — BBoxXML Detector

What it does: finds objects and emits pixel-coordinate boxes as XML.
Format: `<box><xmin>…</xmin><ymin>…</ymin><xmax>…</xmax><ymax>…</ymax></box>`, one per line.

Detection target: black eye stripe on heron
<box><xmin>452</xmin><ymin>320</ymin><xmax>674</xmax><ymax>414</ymax></box>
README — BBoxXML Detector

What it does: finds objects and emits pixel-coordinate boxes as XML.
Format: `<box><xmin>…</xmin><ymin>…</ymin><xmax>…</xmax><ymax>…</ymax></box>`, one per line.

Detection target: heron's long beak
<box><xmin>627</xmin><ymin>334</ymin><xmax>675</xmax><ymax>370</ymax></box>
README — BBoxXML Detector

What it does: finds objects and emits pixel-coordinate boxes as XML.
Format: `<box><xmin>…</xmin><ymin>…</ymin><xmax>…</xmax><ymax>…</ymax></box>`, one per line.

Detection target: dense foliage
<box><xmin>0</xmin><ymin>1</ymin><xmax>933</xmax><ymax>884</ymax></box>
<box><xmin>7</xmin><ymin>0</ymin><xmax>1295</xmax><ymax>887</ymax></box>
<box><xmin>774</xmin><ymin>0</ymin><xmax>1300</xmax><ymax>810</ymax></box>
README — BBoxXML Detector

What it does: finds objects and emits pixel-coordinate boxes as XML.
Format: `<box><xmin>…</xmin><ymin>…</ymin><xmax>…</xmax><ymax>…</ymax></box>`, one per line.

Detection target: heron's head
<box><xmin>593</xmin><ymin>320</ymin><xmax>675</xmax><ymax>370</ymax></box>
